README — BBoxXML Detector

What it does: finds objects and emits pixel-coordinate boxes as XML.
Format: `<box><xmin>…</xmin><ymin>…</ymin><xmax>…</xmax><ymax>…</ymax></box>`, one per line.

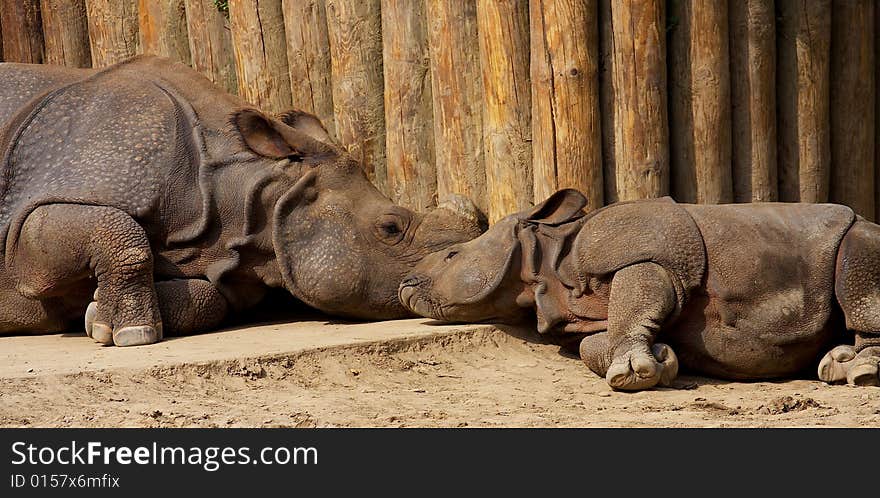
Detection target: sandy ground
<box><xmin>1</xmin><ymin>317</ymin><xmax>878</xmax><ymax>428</ymax></box>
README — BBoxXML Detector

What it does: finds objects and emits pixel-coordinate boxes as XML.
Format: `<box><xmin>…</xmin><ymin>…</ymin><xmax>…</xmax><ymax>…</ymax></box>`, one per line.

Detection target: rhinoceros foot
<box><xmin>85</xmin><ymin>301</ymin><xmax>163</xmax><ymax>347</ymax></box>
<box><xmin>605</xmin><ymin>343</ymin><xmax>679</xmax><ymax>391</ymax></box>
<box><xmin>818</xmin><ymin>345</ymin><xmax>880</xmax><ymax>386</ymax></box>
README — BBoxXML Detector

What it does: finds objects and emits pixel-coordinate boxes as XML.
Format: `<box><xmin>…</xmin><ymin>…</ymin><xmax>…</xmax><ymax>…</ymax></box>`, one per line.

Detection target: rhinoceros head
<box><xmin>398</xmin><ymin>189</ymin><xmax>587</xmax><ymax>323</ymax></box>
<box><xmin>232</xmin><ymin>109</ymin><xmax>482</xmax><ymax>319</ymax></box>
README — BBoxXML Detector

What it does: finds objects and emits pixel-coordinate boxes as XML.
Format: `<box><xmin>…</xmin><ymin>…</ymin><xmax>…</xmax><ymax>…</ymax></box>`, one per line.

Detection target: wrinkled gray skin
<box><xmin>401</xmin><ymin>189</ymin><xmax>880</xmax><ymax>390</ymax></box>
<box><xmin>0</xmin><ymin>56</ymin><xmax>481</xmax><ymax>346</ymax></box>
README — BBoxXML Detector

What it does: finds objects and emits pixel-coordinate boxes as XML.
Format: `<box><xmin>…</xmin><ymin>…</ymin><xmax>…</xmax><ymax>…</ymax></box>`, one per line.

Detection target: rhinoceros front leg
<box><xmin>13</xmin><ymin>204</ymin><xmax>161</xmax><ymax>346</ymax></box>
<box><xmin>578</xmin><ymin>262</ymin><xmax>679</xmax><ymax>391</ymax></box>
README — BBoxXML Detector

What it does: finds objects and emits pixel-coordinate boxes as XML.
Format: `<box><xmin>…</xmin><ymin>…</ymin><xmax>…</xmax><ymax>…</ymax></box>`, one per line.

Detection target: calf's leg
<box><xmin>819</xmin><ymin>220</ymin><xmax>880</xmax><ymax>386</ymax></box>
<box><xmin>578</xmin><ymin>262</ymin><xmax>679</xmax><ymax>391</ymax></box>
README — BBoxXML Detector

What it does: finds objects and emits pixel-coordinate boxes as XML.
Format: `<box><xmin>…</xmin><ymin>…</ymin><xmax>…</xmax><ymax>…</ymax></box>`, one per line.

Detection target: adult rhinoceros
<box><xmin>0</xmin><ymin>56</ymin><xmax>481</xmax><ymax>346</ymax></box>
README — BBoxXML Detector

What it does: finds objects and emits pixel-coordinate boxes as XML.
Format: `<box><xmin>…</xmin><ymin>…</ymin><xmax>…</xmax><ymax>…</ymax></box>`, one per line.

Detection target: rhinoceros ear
<box><xmin>232</xmin><ymin>109</ymin><xmax>334</xmax><ymax>160</ymax></box>
<box><xmin>278</xmin><ymin>110</ymin><xmax>332</xmax><ymax>144</ymax></box>
<box><xmin>525</xmin><ymin>189</ymin><xmax>588</xmax><ymax>225</ymax></box>
<box><xmin>232</xmin><ymin>109</ymin><xmax>298</xmax><ymax>159</ymax></box>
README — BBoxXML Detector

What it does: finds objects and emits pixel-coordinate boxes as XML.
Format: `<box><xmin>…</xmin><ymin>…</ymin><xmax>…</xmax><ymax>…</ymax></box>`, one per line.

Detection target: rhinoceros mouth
<box><xmin>398</xmin><ymin>279</ymin><xmax>448</xmax><ymax>321</ymax></box>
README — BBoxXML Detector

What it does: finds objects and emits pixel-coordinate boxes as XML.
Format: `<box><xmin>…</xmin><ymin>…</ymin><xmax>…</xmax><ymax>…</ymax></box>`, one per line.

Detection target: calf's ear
<box><xmin>525</xmin><ymin>189</ymin><xmax>588</xmax><ymax>225</ymax></box>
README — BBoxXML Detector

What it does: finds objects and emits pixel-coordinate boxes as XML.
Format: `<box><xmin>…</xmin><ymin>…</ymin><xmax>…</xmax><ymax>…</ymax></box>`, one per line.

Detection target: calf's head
<box><xmin>398</xmin><ymin>190</ymin><xmax>588</xmax><ymax>323</ymax></box>
<box><xmin>232</xmin><ymin>109</ymin><xmax>482</xmax><ymax>319</ymax></box>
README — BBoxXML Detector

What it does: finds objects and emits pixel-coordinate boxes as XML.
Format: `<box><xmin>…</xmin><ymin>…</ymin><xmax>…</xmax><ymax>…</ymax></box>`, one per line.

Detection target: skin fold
<box><xmin>400</xmin><ymin>189</ymin><xmax>880</xmax><ymax>390</ymax></box>
<box><xmin>0</xmin><ymin>56</ymin><xmax>482</xmax><ymax>347</ymax></box>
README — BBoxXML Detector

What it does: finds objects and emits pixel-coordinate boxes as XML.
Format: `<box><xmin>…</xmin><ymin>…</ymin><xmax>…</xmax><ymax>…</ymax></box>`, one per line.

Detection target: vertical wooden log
<box><xmin>0</xmin><ymin>11</ymin><xmax>4</xmax><ymax>61</ymax></box>
<box><xmin>776</xmin><ymin>0</ymin><xmax>831</xmax><ymax>203</ymax></box>
<box><xmin>0</xmin><ymin>0</ymin><xmax>45</xmax><ymax>63</ymax></box>
<box><xmin>326</xmin><ymin>0</ymin><xmax>387</xmax><ymax>193</ymax></box>
<box><xmin>830</xmin><ymin>0</ymin><xmax>874</xmax><ymax>220</ymax></box>
<box><xmin>531</xmin><ymin>0</ymin><xmax>603</xmax><ymax>211</ymax></box>
<box><xmin>599</xmin><ymin>0</ymin><xmax>617</xmax><ymax>203</ymax></box>
<box><xmin>85</xmin><ymin>0</ymin><xmax>139</xmax><ymax>67</ymax></box>
<box><xmin>477</xmin><ymin>0</ymin><xmax>531</xmax><ymax>223</ymax></box>
<box><xmin>669</xmin><ymin>0</ymin><xmax>732</xmax><ymax>204</ymax></box>
<box><xmin>730</xmin><ymin>0</ymin><xmax>777</xmax><ymax>202</ymax></box>
<box><xmin>608</xmin><ymin>0</ymin><xmax>669</xmax><ymax>201</ymax></box>
<box><xmin>426</xmin><ymin>0</ymin><xmax>486</xmax><ymax>216</ymax></box>
<box><xmin>184</xmin><ymin>0</ymin><xmax>237</xmax><ymax>94</ymax></box>
<box><xmin>381</xmin><ymin>0</ymin><xmax>436</xmax><ymax>210</ymax></box>
<box><xmin>137</xmin><ymin>0</ymin><xmax>191</xmax><ymax>63</ymax></box>
<box><xmin>228</xmin><ymin>0</ymin><xmax>291</xmax><ymax>113</ymax></box>
<box><xmin>40</xmin><ymin>0</ymin><xmax>92</xmax><ymax>67</ymax></box>
<box><xmin>283</xmin><ymin>0</ymin><xmax>335</xmax><ymax>137</ymax></box>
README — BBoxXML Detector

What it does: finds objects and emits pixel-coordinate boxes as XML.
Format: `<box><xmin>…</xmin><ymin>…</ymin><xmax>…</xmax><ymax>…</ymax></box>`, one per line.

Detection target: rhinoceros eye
<box><xmin>374</xmin><ymin>212</ymin><xmax>409</xmax><ymax>244</ymax></box>
<box><xmin>381</xmin><ymin>221</ymin><xmax>401</xmax><ymax>235</ymax></box>
<box><xmin>445</xmin><ymin>250</ymin><xmax>458</xmax><ymax>262</ymax></box>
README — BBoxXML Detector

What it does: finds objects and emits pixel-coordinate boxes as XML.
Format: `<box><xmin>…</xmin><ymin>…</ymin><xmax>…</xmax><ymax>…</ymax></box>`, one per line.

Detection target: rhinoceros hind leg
<box><xmin>14</xmin><ymin>204</ymin><xmax>162</xmax><ymax>347</ymax></box>
<box><xmin>827</xmin><ymin>220</ymin><xmax>880</xmax><ymax>385</ymax></box>
<box><xmin>818</xmin><ymin>345</ymin><xmax>880</xmax><ymax>386</ymax></box>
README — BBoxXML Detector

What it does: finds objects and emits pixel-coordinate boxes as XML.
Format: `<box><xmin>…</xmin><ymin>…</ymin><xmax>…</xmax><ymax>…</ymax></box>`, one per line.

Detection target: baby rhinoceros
<box><xmin>399</xmin><ymin>189</ymin><xmax>880</xmax><ymax>390</ymax></box>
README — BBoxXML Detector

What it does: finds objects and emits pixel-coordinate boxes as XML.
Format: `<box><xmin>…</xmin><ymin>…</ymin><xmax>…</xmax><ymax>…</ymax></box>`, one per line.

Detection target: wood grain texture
<box><xmin>426</xmin><ymin>0</ymin><xmax>486</xmax><ymax>216</ymax></box>
<box><xmin>283</xmin><ymin>0</ymin><xmax>335</xmax><ymax>137</ymax></box>
<box><xmin>776</xmin><ymin>0</ymin><xmax>831</xmax><ymax>203</ymax></box>
<box><xmin>85</xmin><ymin>0</ymin><xmax>138</xmax><ymax>67</ymax></box>
<box><xmin>381</xmin><ymin>0</ymin><xmax>436</xmax><ymax>210</ymax></box>
<box><xmin>530</xmin><ymin>0</ymin><xmax>602</xmax><ymax>212</ymax></box>
<box><xmin>599</xmin><ymin>0</ymin><xmax>618</xmax><ymax>203</ymax></box>
<box><xmin>669</xmin><ymin>0</ymin><xmax>732</xmax><ymax>204</ymax></box>
<box><xmin>229</xmin><ymin>0</ymin><xmax>292</xmax><ymax>113</ymax></box>
<box><xmin>0</xmin><ymin>9</ymin><xmax>4</xmax><ymax>61</ymax></box>
<box><xmin>326</xmin><ymin>0</ymin><xmax>387</xmax><ymax>193</ymax></box>
<box><xmin>478</xmin><ymin>0</ymin><xmax>532</xmax><ymax>223</ymax></box>
<box><xmin>184</xmin><ymin>0</ymin><xmax>237</xmax><ymax>94</ymax></box>
<box><xmin>830</xmin><ymin>0</ymin><xmax>875</xmax><ymax>220</ymax></box>
<box><xmin>138</xmin><ymin>0</ymin><xmax>191</xmax><ymax>63</ymax></box>
<box><xmin>40</xmin><ymin>0</ymin><xmax>92</xmax><ymax>67</ymax></box>
<box><xmin>0</xmin><ymin>0</ymin><xmax>44</xmax><ymax>63</ymax></box>
<box><xmin>730</xmin><ymin>0</ymin><xmax>777</xmax><ymax>202</ymax></box>
<box><xmin>607</xmin><ymin>0</ymin><xmax>669</xmax><ymax>201</ymax></box>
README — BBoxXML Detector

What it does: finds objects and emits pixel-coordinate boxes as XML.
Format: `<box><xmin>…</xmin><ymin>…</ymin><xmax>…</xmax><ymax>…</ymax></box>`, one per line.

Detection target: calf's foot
<box><xmin>580</xmin><ymin>333</ymin><xmax>679</xmax><ymax>391</ymax></box>
<box><xmin>818</xmin><ymin>345</ymin><xmax>880</xmax><ymax>386</ymax></box>
<box><xmin>605</xmin><ymin>343</ymin><xmax>679</xmax><ymax>391</ymax></box>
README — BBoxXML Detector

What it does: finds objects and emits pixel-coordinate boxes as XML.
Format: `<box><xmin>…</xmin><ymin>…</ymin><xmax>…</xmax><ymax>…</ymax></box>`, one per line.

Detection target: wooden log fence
<box><xmin>0</xmin><ymin>0</ymin><xmax>44</xmax><ymax>64</ymax></box>
<box><xmin>381</xmin><ymin>0</ymin><xmax>435</xmax><ymax>210</ymax></box>
<box><xmin>2</xmin><ymin>0</ymin><xmax>880</xmax><ymax>222</ymax></box>
<box><xmin>531</xmin><ymin>0</ymin><xmax>603</xmax><ymax>213</ymax></box>
<box><xmin>184</xmin><ymin>0</ymin><xmax>236</xmax><ymax>93</ymax></box>
<box><xmin>730</xmin><ymin>0</ymin><xmax>777</xmax><ymax>202</ymax></box>
<box><xmin>669</xmin><ymin>0</ymin><xmax>732</xmax><ymax>205</ymax></box>
<box><xmin>138</xmin><ymin>0</ymin><xmax>191</xmax><ymax>64</ymax></box>
<box><xmin>40</xmin><ymin>0</ymin><xmax>92</xmax><ymax>67</ymax></box>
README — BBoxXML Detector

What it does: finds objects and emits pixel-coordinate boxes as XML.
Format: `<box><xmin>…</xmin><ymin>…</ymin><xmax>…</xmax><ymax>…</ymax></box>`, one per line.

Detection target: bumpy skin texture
<box><xmin>401</xmin><ymin>189</ymin><xmax>880</xmax><ymax>390</ymax></box>
<box><xmin>0</xmin><ymin>56</ymin><xmax>481</xmax><ymax>346</ymax></box>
